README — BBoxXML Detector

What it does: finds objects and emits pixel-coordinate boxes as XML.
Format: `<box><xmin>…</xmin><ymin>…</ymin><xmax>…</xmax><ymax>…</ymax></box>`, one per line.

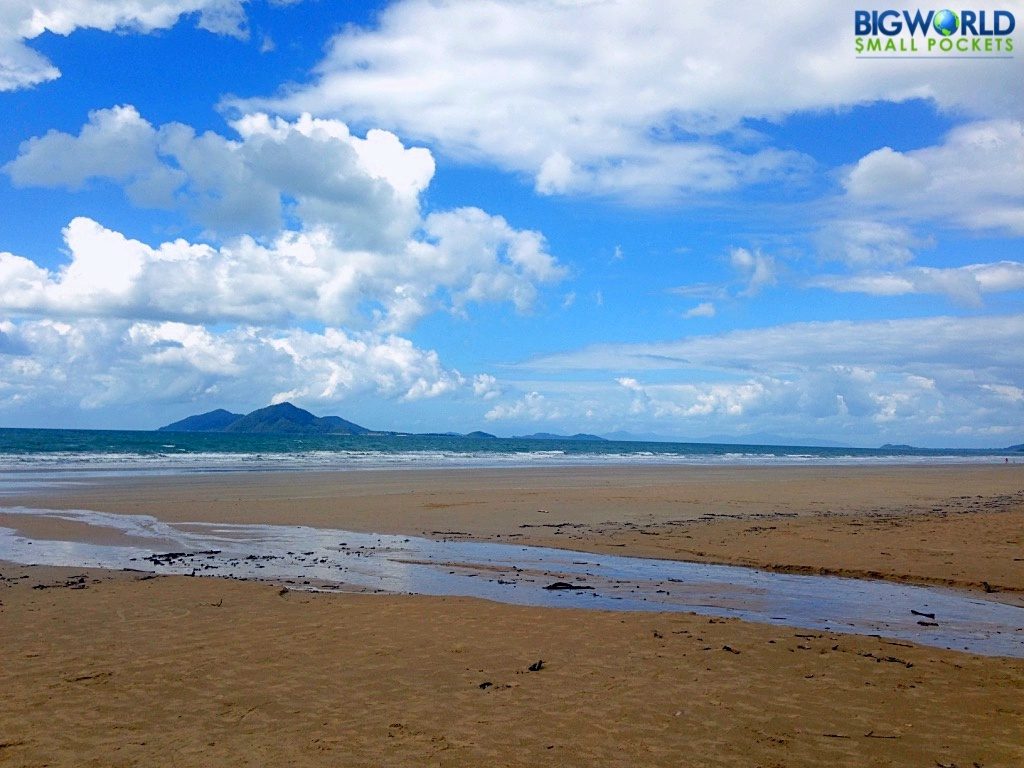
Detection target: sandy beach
<box><xmin>4</xmin><ymin>0</ymin><xmax>1023</xmax><ymax>765</ymax></box>
<box><xmin>7</xmin><ymin>464</ymin><xmax>1024</xmax><ymax>598</ymax></box>
<box><xmin>2</xmin><ymin>464</ymin><xmax>1023</xmax><ymax>766</ymax></box>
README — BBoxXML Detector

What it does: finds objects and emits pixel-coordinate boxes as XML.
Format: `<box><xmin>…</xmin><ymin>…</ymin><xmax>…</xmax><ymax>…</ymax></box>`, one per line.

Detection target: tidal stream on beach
<box><xmin>2</xmin><ymin>505</ymin><xmax>1022</xmax><ymax>658</ymax></box>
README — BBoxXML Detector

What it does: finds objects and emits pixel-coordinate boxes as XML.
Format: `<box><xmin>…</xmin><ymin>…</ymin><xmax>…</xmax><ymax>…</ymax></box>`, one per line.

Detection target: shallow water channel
<box><xmin>2</xmin><ymin>506</ymin><xmax>1022</xmax><ymax>658</ymax></box>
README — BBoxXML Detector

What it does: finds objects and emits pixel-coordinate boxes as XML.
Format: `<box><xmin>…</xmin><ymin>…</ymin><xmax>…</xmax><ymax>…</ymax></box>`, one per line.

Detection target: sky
<box><xmin>0</xmin><ymin>0</ymin><xmax>1022</xmax><ymax>447</ymax></box>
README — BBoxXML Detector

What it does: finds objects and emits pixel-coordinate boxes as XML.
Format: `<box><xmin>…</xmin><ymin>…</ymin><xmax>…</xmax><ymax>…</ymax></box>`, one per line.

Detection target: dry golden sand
<box><xmin>3</xmin><ymin>567</ymin><xmax>1024</xmax><ymax>768</ymax></box>
<box><xmin>2</xmin><ymin>464</ymin><xmax>1023</xmax><ymax>766</ymax></box>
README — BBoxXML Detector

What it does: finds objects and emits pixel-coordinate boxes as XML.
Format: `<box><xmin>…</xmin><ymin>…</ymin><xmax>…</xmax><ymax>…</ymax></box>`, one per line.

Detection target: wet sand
<box><xmin>2</xmin><ymin>565</ymin><xmax>1023</xmax><ymax>767</ymax></box>
<box><xmin>2</xmin><ymin>464</ymin><xmax>1023</xmax><ymax>766</ymax></box>
<box><xmin>6</xmin><ymin>464</ymin><xmax>1024</xmax><ymax>598</ymax></box>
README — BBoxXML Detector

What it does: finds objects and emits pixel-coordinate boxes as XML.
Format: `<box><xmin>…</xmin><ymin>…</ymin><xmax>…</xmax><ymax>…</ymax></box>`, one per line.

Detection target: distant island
<box><xmin>158</xmin><ymin>402</ymin><xmax>606</xmax><ymax>441</ymax></box>
<box><xmin>157</xmin><ymin>405</ymin><xmax>1019</xmax><ymax>448</ymax></box>
<box><xmin>515</xmin><ymin>432</ymin><xmax>606</xmax><ymax>441</ymax></box>
<box><xmin>159</xmin><ymin>403</ymin><xmax>372</xmax><ymax>436</ymax></box>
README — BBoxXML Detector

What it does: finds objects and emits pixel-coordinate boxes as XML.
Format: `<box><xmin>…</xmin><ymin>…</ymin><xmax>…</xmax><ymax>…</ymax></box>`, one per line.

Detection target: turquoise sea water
<box><xmin>0</xmin><ymin>428</ymin><xmax>1014</xmax><ymax>475</ymax></box>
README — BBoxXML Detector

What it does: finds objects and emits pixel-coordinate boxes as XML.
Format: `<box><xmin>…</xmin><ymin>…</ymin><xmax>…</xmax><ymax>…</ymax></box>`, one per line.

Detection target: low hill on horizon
<box><xmin>515</xmin><ymin>432</ymin><xmax>607</xmax><ymax>442</ymax></box>
<box><xmin>160</xmin><ymin>406</ymin><xmax>611</xmax><ymax>440</ymax></box>
<box><xmin>161</xmin><ymin>407</ymin><xmax>1009</xmax><ymax>448</ymax></box>
<box><xmin>159</xmin><ymin>402</ymin><xmax>371</xmax><ymax>436</ymax></box>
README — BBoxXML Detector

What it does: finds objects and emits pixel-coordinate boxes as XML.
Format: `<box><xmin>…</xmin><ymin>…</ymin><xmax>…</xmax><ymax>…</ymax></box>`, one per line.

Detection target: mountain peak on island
<box><xmin>159</xmin><ymin>402</ymin><xmax>370</xmax><ymax>435</ymax></box>
<box><xmin>157</xmin><ymin>408</ymin><xmax>243</xmax><ymax>433</ymax></box>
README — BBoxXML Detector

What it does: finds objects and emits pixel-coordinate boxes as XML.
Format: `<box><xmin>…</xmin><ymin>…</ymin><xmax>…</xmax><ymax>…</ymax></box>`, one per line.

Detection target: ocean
<box><xmin>0</xmin><ymin>428</ymin><xmax>1015</xmax><ymax>477</ymax></box>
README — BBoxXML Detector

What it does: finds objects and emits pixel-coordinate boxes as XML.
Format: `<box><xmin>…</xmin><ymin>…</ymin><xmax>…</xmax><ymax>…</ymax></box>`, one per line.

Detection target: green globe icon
<box><xmin>934</xmin><ymin>9</ymin><xmax>959</xmax><ymax>36</ymax></box>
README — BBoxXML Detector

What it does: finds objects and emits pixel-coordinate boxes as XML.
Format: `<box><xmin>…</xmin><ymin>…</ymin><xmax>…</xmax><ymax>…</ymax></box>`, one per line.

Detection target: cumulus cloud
<box><xmin>846</xmin><ymin>147</ymin><xmax>929</xmax><ymax>200</ymax></box>
<box><xmin>4</xmin><ymin>105</ymin><xmax>180</xmax><ymax>198</ymax></box>
<box><xmin>0</xmin><ymin>0</ymin><xmax>252</xmax><ymax>91</ymax></box>
<box><xmin>5</xmin><ymin>107</ymin><xmax>435</xmax><ymax>248</ymax></box>
<box><xmin>0</xmin><ymin>107</ymin><xmax>567</xmax><ymax>422</ymax></box>
<box><xmin>616</xmin><ymin>377</ymin><xmax>779</xmax><ymax>420</ymax></box>
<box><xmin>817</xmin><ymin>122</ymin><xmax>1024</xmax><ymax>304</ymax></box>
<box><xmin>1</xmin><ymin>109</ymin><xmax>565</xmax><ymax>331</ymax></box>
<box><xmin>0</xmin><ymin>317</ymin><xmax>468</xmax><ymax>416</ymax></box>
<box><xmin>0</xmin><ymin>209</ymin><xmax>563</xmax><ymax>332</ymax></box>
<box><xmin>484</xmin><ymin>391</ymin><xmax>561</xmax><ymax>422</ymax></box>
<box><xmin>472</xmin><ymin>374</ymin><xmax>501</xmax><ymax>400</ymax></box>
<box><xmin>842</xmin><ymin>120</ymin><xmax>1024</xmax><ymax>235</ymax></box>
<box><xmin>238</xmin><ymin>0</ymin><xmax>1023</xmax><ymax>202</ymax></box>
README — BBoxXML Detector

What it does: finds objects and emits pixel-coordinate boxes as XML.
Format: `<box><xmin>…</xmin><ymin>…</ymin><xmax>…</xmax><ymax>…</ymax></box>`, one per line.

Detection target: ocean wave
<box><xmin>0</xmin><ymin>448</ymin><xmax>1013</xmax><ymax>478</ymax></box>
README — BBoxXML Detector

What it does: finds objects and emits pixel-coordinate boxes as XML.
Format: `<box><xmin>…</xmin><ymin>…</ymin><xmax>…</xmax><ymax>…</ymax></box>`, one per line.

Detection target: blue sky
<box><xmin>0</xmin><ymin>0</ymin><xmax>1021</xmax><ymax>447</ymax></box>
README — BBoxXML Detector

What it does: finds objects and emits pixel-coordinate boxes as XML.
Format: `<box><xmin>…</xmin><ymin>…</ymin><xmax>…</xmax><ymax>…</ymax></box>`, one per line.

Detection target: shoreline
<box><xmin>2</xmin><ymin>453</ymin><xmax>1018</xmax><ymax>472</ymax></box>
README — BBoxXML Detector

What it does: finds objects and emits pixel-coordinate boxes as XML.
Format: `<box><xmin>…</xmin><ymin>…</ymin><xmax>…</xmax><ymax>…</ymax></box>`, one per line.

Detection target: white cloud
<box><xmin>240</xmin><ymin>0</ymin><xmax>1024</xmax><ymax>202</ymax></box>
<box><xmin>845</xmin><ymin>147</ymin><xmax>929</xmax><ymax>200</ymax></box>
<box><xmin>536</xmin><ymin>151</ymin><xmax>575</xmax><ymax>195</ymax></box>
<box><xmin>682</xmin><ymin>302</ymin><xmax>716</xmax><ymax>319</ymax></box>
<box><xmin>0</xmin><ymin>106</ymin><xmax>568</xmax><ymax>422</ymax></box>
<box><xmin>0</xmin><ymin>0</ymin><xmax>252</xmax><ymax>91</ymax></box>
<box><xmin>0</xmin><ymin>210</ymin><xmax>564</xmax><ymax>333</ymax></box>
<box><xmin>816</xmin><ymin>220</ymin><xmax>925</xmax><ymax>268</ymax></box>
<box><xmin>498</xmin><ymin>314</ymin><xmax>1024</xmax><ymax>441</ymax></box>
<box><xmin>667</xmin><ymin>283</ymin><xmax>728</xmax><ymax>301</ymax></box>
<box><xmin>617</xmin><ymin>377</ymin><xmax>774</xmax><ymax>420</ymax></box>
<box><xmin>1</xmin><ymin>109</ymin><xmax>566</xmax><ymax>332</ymax></box>
<box><xmin>730</xmin><ymin>247</ymin><xmax>777</xmax><ymax>296</ymax></box>
<box><xmin>5</xmin><ymin>107</ymin><xmax>435</xmax><ymax>248</ymax></box>
<box><xmin>668</xmin><ymin>247</ymin><xmax>779</xmax><ymax>305</ymax></box>
<box><xmin>263</xmin><ymin>328</ymin><xmax>465</xmax><ymax>403</ymax></box>
<box><xmin>981</xmin><ymin>384</ymin><xmax>1024</xmax><ymax>403</ymax></box>
<box><xmin>482</xmin><ymin>363</ymin><xmax>980</xmax><ymax>441</ymax></box>
<box><xmin>0</xmin><ymin>317</ymin><xmax>470</xmax><ymax>415</ymax></box>
<box><xmin>523</xmin><ymin>314</ymin><xmax>1024</xmax><ymax>377</ymax></box>
<box><xmin>4</xmin><ymin>105</ymin><xmax>175</xmax><ymax>195</ymax></box>
<box><xmin>818</xmin><ymin>126</ymin><xmax>1024</xmax><ymax>304</ymax></box>
<box><xmin>842</xmin><ymin>120</ymin><xmax>1024</xmax><ymax>235</ymax></box>
<box><xmin>484</xmin><ymin>391</ymin><xmax>562</xmax><ymax>422</ymax></box>
<box><xmin>472</xmin><ymin>373</ymin><xmax>501</xmax><ymax>400</ymax></box>
<box><xmin>476</xmin><ymin>312</ymin><xmax>1023</xmax><ymax>442</ymax></box>
<box><xmin>809</xmin><ymin>261</ymin><xmax>1024</xmax><ymax>305</ymax></box>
